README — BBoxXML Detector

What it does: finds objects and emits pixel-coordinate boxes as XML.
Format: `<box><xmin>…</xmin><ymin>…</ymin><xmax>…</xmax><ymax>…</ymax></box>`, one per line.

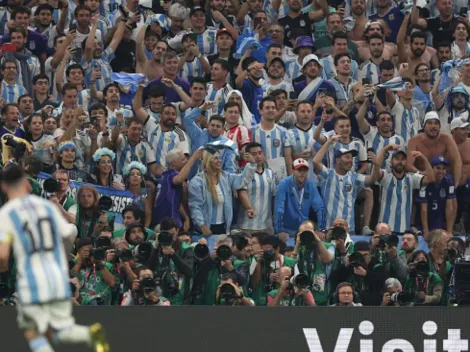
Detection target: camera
<box><xmin>445</xmin><ymin>247</ymin><xmax>459</xmax><ymax>260</ymax></box>
<box><xmin>299</xmin><ymin>231</ymin><xmax>316</xmax><ymax>248</ymax></box>
<box><xmin>409</xmin><ymin>261</ymin><xmax>429</xmax><ymax>277</ymax></box>
<box><xmin>90</xmin><ymin>236</ymin><xmax>111</xmax><ymax>261</ymax></box>
<box><xmin>219</xmin><ymin>283</ymin><xmax>238</xmax><ymax>306</ymax></box>
<box><xmin>43</xmin><ymin>178</ymin><xmax>59</xmax><ymax>198</ymax></box>
<box><xmin>194</xmin><ymin>243</ymin><xmax>210</xmax><ymax>261</ymax></box>
<box><xmin>98</xmin><ymin>196</ymin><xmax>113</xmax><ymax>212</ymax></box>
<box><xmin>140</xmin><ymin>277</ymin><xmax>156</xmax><ymax>294</ymax></box>
<box><xmin>234</xmin><ymin>235</ymin><xmax>248</xmax><ymax>251</ymax></box>
<box><xmin>132</xmin><ymin>242</ymin><xmax>153</xmax><ymax>263</ymax></box>
<box><xmin>349</xmin><ymin>251</ymin><xmax>365</xmax><ymax>268</ymax></box>
<box><xmin>155</xmin><ymin>271</ymin><xmax>179</xmax><ymax>297</ymax></box>
<box><xmin>90</xmin><ymin>247</ymin><xmax>106</xmax><ymax>261</ymax></box>
<box><xmin>331</xmin><ymin>227</ymin><xmax>346</xmax><ymax>241</ymax></box>
<box><xmin>158</xmin><ymin>231</ymin><xmax>173</xmax><ymax>247</ymax></box>
<box><xmin>390</xmin><ymin>292</ymin><xmax>414</xmax><ymax>306</ymax></box>
<box><xmin>2</xmin><ymin>134</ymin><xmax>27</xmax><ymax>162</ymax></box>
<box><xmin>216</xmin><ymin>245</ymin><xmax>232</xmax><ymax>261</ymax></box>
<box><xmin>115</xmin><ymin>248</ymin><xmax>133</xmax><ymax>261</ymax></box>
<box><xmin>263</xmin><ymin>249</ymin><xmax>276</xmax><ymax>262</ymax></box>
<box><xmin>291</xmin><ymin>273</ymin><xmax>309</xmax><ymax>289</ymax></box>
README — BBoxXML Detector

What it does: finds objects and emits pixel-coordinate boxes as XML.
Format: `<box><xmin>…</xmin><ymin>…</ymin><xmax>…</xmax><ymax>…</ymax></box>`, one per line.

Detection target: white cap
<box><xmin>293</xmin><ymin>158</ymin><xmax>309</xmax><ymax>170</ymax></box>
<box><xmin>301</xmin><ymin>54</ymin><xmax>322</xmax><ymax>70</ymax></box>
<box><xmin>451</xmin><ymin>117</ymin><xmax>470</xmax><ymax>131</ymax></box>
<box><xmin>423</xmin><ymin>111</ymin><xmax>440</xmax><ymax>125</ymax></box>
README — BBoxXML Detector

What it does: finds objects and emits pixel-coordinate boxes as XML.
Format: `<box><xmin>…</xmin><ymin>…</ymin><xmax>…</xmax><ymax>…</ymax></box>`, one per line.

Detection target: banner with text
<box><xmin>37</xmin><ymin>172</ymin><xmax>136</xmax><ymax>228</ymax></box>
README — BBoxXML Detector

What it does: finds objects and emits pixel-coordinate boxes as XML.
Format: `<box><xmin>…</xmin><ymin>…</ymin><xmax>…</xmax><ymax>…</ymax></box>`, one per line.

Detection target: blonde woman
<box><xmin>188</xmin><ymin>146</ymin><xmax>256</xmax><ymax>249</ymax></box>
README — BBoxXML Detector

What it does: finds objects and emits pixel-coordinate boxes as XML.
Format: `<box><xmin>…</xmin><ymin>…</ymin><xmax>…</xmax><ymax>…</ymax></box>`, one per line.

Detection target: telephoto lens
<box><xmin>216</xmin><ymin>245</ymin><xmax>232</xmax><ymax>261</ymax></box>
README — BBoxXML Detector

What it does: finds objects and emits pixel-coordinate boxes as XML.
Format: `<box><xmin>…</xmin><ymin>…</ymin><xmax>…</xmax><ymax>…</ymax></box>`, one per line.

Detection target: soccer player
<box><xmin>378</xmin><ymin>148</ymin><xmax>435</xmax><ymax>235</ymax></box>
<box><xmin>0</xmin><ymin>165</ymin><xmax>109</xmax><ymax>352</ymax></box>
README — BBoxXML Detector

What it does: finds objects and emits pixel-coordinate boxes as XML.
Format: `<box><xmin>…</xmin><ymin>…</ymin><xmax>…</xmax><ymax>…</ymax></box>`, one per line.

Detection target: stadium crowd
<box><xmin>0</xmin><ymin>0</ymin><xmax>469</xmax><ymax>307</ymax></box>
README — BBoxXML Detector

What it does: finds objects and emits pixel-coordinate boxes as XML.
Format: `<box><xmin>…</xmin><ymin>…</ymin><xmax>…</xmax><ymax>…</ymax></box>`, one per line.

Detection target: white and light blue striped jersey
<box><xmin>317</xmin><ymin>165</ymin><xmax>366</xmax><ymax>233</ymax></box>
<box><xmin>0</xmin><ymin>8</ymin><xmax>10</xmax><ymax>36</ymax></box>
<box><xmin>1</xmin><ymin>81</ymin><xmax>27</xmax><ymax>103</ymax></box>
<box><xmin>390</xmin><ymin>100</ymin><xmax>421</xmax><ymax>143</ymax></box>
<box><xmin>32</xmin><ymin>134</ymin><xmax>56</xmax><ymax>166</ymax></box>
<box><xmin>238</xmin><ymin>168</ymin><xmax>277</xmax><ymax>230</ymax></box>
<box><xmin>168</xmin><ymin>29</ymin><xmax>218</xmax><ymax>56</ymax></box>
<box><xmin>0</xmin><ymin>195</ymin><xmax>72</xmax><ymax>304</ymax></box>
<box><xmin>358</xmin><ymin>60</ymin><xmax>381</xmax><ymax>85</ymax></box>
<box><xmin>250</xmin><ymin>123</ymin><xmax>291</xmax><ymax>160</ymax></box>
<box><xmin>115</xmin><ymin>135</ymin><xmax>156</xmax><ymax>174</ymax></box>
<box><xmin>378</xmin><ymin>170</ymin><xmax>424</xmax><ymax>234</ymax></box>
<box><xmin>7</xmin><ymin>56</ymin><xmax>41</xmax><ymax>87</ymax></box>
<box><xmin>363</xmin><ymin>126</ymin><xmax>405</xmax><ymax>172</ymax></box>
<box><xmin>320</xmin><ymin>55</ymin><xmax>359</xmax><ymax>81</ymax></box>
<box><xmin>84</xmin><ymin>47</ymin><xmax>115</xmax><ymax>91</ymax></box>
<box><xmin>100</xmin><ymin>0</ymin><xmax>124</xmax><ymax>19</ymax></box>
<box><xmin>53</xmin><ymin>89</ymin><xmax>91</xmax><ymax>118</ymax></box>
<box><xmin>285</xmin><ymin>58</ymin><xmax>302</xmax><ymax>82</ymax></box>
<box><xmin>322</xmin><ymin>135</ymin><xmax>367</xmax><ymax>172</ymax></box>
<box><xmin>179</xmin><ymin>56</ymin><xmax>205</xmax><ymax>82</ymax></box>
<box><xmin>205</xmin><ymin>83</ymin><xmax>232</xmax><ymax>114</ymax></box>
<box><xmin>262</xmin><ymin>80</ymin><xmax>294</xmax><ymax>97</ymax></box>
<box><xmin>144</xmin><ymin>118</ymin><xmax>190</xmax><ymax>168</ymax></box>
<box><xmin>287</xmin><ymin>124</ymin><xmax>318</xmax><ymax>179</ymax></box>
<box><xmin>106</xmin><ymin>106</ymin><xmax>133</xmax><ymax>128</ymax></box>
<box><xmin>211</xmin><ymin>184</ymin><xmax>225</xmax><ymax>225</ymax></box>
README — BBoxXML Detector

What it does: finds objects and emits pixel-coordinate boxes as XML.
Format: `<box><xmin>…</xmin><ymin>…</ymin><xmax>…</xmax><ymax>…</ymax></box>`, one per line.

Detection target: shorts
<box><xmin>17</xmin><ymin>300</ymin><xmax>75</xmax><ymax>334</ymax></box>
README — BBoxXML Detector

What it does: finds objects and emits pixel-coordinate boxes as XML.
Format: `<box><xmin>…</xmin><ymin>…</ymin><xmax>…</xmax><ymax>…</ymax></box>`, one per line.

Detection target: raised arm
<box><xmin>356</xmin><ymin>99</ymin><xmax>371</xmax><ymax>135</ymax></box>
<box><xmin>397</xmin><ymin>14</ymin><xmax>410</xmax><ymax>64</ymax></box>
<box><xmin>313</xmin><ymin>135</ymin><xmax>339</xmax><ymax>174</ymax></box>
<box><xmin>446</xmin><ymin>135</ymin><xmax>462</xmax><ymax>185</ymax></box>
<box><xmin>135</xmin><ymin>24</ymin><xmax>148</xmax><ymax>72</ymax></box>
<box><xmin>84</xmin><ymin>14</ymin><xmax>99</xmax><ymax>62</ymax></box>
<box><xmin>133</xmin><ymin>85</ymin><xmax>149</xmax><ymax>122</ymax></box>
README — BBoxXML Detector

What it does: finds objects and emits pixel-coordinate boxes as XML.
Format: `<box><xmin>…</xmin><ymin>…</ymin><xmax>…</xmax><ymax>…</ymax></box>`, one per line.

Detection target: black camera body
<box><xmin>219</xmin><ymin>283</ymin><xmax>237</xmax><ymax>306</ymax></box>
<box><xmin>90</xmin><ymin>247</ymin><xmax>106</xmax><ymax>261</ymax></box>
<box><xmin>194</xmin><ymin>244</ymin><xmax>210</xmax><ymax>261</ymax></box>
<box><xmin>140</xmin><ymin>277</ymin><xmax>157</xmax><ymax>294</ymax></box>
<box><xmin>98</xmin><ymin>196</ymin><xmax>113</xmax><ymax>212</ymax></box>
<box><xmin>43</xmin><ymin>178</ymin><xmax>59</xmax><ymax>198</ymax></box>
<box><xmin>263</xmin><ymin>249</ymin><xmax>276</xmax><ymax>262</ymax></box>
<box><xmin>116</xmin><ymin>248</ymin><xmax>133</xmax><ymax>261</ymax></box>
<box><xmin>133</xmin><ymin>242</ymin><xmax>153</xmax><ymax>263</ymax></box>
<box><xmin>292</xmin><ymin>273</ymin><xmax>309</xmax><ymax>289</ymax></box>
<box><xmin>299</xmin><ymin>231</ymin><xmax>316</xmax><ymax>248</ymax></box>
<box><xmin>216</xmin><ymin>245</ymin><xmax>232</xmax><ymax>261</ymax></box>
<box><xmin>158</xmin><ymin>231</ymin><xmax>173</xmax><ymax>247</ymax></box>
<box><xmin>390</xmin><ymin>292</ymin><xmax>414</xmax><ymax>306</ymax></box>
<box><xmin>90</xmin><ymin>236</ymin><xmax>111</xmax><ymax>261</ymax></box>
<box><xmin>409</xmin><ymin>261</ymin><xmax>429</xmax><ymax>278</ymax></box>
<box><xmin>349</xmin><ymin>251</ymin><xmax>365</xmax><ymax>268</ymax></box>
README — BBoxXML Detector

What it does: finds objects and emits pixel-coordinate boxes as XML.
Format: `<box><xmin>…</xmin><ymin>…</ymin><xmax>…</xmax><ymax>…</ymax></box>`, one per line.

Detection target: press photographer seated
<box><xmin>121</xmin><ymin>267</ymin><xmax>170</xmax><ymax>306</ymax></box>
<box><xmin>267</xmin><ymin>267</ymin><xmax>315</xmax><ymax>307</ymax></box>
<box><xmin>216</xmin><ymin>272</ymin><xmax>254</xmax><ymax>306</ymax></box>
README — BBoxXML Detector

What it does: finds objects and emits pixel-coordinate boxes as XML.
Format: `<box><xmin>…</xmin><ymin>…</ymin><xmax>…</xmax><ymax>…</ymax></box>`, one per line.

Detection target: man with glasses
<box><xmin>48</xmin><ymin>170</ymin><xmax>78</xmax><ymax>224</ymax></box>
<box><xmin>330</xmin><ymin>282</ymin><xmax>362</xmax><ymax>306</ymax></box>
<box><xmin>33</xmin><ymin>74</ymin><xmax>59</xmax><ymax>111</ymax></box>
<box><xmin>0</xmin><ymin>60</ymin><xmax>26</xmax><ymax>104</ymax></box>
<box><xmin>413</xmin><ymin>63</ymin><xmax>434</xmax><ymax>121</ymax></box>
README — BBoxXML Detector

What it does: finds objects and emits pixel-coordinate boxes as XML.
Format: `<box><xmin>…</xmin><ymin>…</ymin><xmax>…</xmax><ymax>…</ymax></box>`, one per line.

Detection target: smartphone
<box><xmin>318</xmin><ymin>87</ymin><xmax>327</xmax><ymax>97</ymax></box>
<box><xmin>362</xmin><ymin>78</ymin><xmax>371</xmax><ymax>85</ymax></box>
<box><xmin>460</xmin><ymin>7</ymin><xmax>468</xmax><ymax>15</ymax></box>
<box><xmin>1</xmin><ymin>43</ymin><xmax>16</xmax><ymax>53</ymax></box>
<box><xmin>289</xmin><ymin>91</ymin><xmax>298</xmax><ymax>99</ymax></box>
<box><xmin>118</xmin><ymin>5</ymin><xmax>129</xmax><ymax>18</ymax></box>
<box><xmin>69</xmin><ymin>22</ymin><xmax>77</xmax><ymax>32</ymax></box>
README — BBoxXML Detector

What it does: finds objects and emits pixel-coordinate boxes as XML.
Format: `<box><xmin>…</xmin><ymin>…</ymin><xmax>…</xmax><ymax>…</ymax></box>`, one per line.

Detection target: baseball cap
<box><xmin>190</xmin><ymin>6</ymin><xmax>205</xmax><ymax>16</ymax></box>
<box><xmin>430</xmin><ymin>156</ymin><xmax>449</xmax><ymax>167</ymax></box>
<box><xmin>217</xmin><ymin>28</ymin><xmax>233</xmax><ymax>39</ymax></box>
<box><xmin>450</xmin><ymin>117</ymin><xmax>470</xmax><ymax>131</ymax></box>
<box><xmin>392</xmin><ymin>146</ymin><xmax>407</xmax><ymax>158</ymax></box>
<box><xmin>334</xmin><ymin>148</ymin><xmax>358</xmax><ymax>158</ymax></box>
<box><xmin>423</xmin><ymin>111</ymin><xmax>440</xmax><ymax>125</ymax></box>
<box><xmin>293</xmin><ymin>158</ymin><xmax>309</xmax><ymax>170</ymax></box>
<box><xmin>301</xmin><ymin>54</ymin><xmax>322</xmax><ymax>70</ymax></box>
<box><xmin>450</xmin><ymin>86</ymin><xmax>469</xmax><ymax>96</ymax></box>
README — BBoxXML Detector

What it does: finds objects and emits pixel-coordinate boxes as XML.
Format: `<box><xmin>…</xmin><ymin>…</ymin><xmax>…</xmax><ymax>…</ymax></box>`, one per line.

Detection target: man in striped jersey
<box><xmin>356</xmin><ymin>102</ymin><xmax>405</xmax><ymax>172</ymax></box>
<box><xmin>320</xmin><ymin>32</ymin><xmax>359</xmax><ymax>81</ymax></box>
<box><xmin>262</xmin><ymin>58</ymin><xmax>294</xmax><ymax>97</ymax></box>
<box><xmin>0</xmin><ymin>165</ymin><xmax>109</xmax><ymax>352</ymax></box>
<box><xmin>378</xmin><ymin>147</ymin><xmax>435</xmax><ymax>235</ymax></box>
<box><xmin>376</xmin><ymin>77</ymin><xmax>421</xmax><ymax>143</ymax></box>
<box><xmin>312</xmin><ymin>135</ymin><xmax>385</xmax><ymax>234</ymax></box>
<box><xmin>177</xmin><ymin>33</ymin><xmax>211</xmax><ymax>82</ymax></box>
<box><xmin>139</xmin><ymin>103</ymin><xmax>189</xmax><ymax>169</ymax></box>
<box><xmin>237</xmin><ymin>142</ymin><xmax>277</xmax><ymax>233</ymax></box>
<box><xmin>357</xmin><ymin>33</ymin><xmax>386</xmax><ymax>85</ymax></box>
<box><xmin>1</xmin><ymin>60</ymin><xmax>28</xmax><ymax>104</ymax></box>
<box><xmin>250</xmin><ymin>96</ymin><xmax>293</xmax><ymax>175</ymax></box>
<box><xmin>206</xmin><ymin>59</ymin><xmax>232</xmax><ymax>114</ymax></box>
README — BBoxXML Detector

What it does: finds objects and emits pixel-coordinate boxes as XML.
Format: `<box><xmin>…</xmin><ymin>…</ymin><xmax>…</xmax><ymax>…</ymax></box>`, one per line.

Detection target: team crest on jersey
<box><xmin>440</xmin><ymin>188</ymin><xmax>446</xmax><ymax>198</ymax></box>
<box><xmin>389</xmin><ymin>14</ymin><xmax>394</xmax><ymax>20</ymax></box>
<box><xmin>300</xmin><ymin>20</ymin><xmax>306</xmax><ymax>27</ymax></box>
<box><xmin>403</xmin><ymin>185</ymin><xmax>408</xmax><ymax>190</ymax></box>
<box><xmin>273</xmin><ymin>139</ymin><xmax>280</xmax><ymax>147</ymax></box>
<box><xmin>165</xmin><ymin>136</ymin><xmax>172</xmax><ymax>143</ymax></box>
<box><xmin>344</xmin><ymin>183</ymin><xmax>352</xmax><ymax>192</ymax></box>
<box><xmin>138</xmin><ymin>150</ymin><xmax>144</xmax><ymax>158</ymax></box>
<box><xmin>29</xmin><ymin>41</ymin><xmax>36</xmax><ymax>50</ymax></box>
<box><xmin>267</xmin><ymin>177</ymin><xmax>273</xmax><ymax>183</ymax></box>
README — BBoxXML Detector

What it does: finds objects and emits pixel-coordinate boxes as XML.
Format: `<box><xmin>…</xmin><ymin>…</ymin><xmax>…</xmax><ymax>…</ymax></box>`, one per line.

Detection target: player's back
<box><xmin>0</xmin><ymin>194</ymin><xmax>71</xmax><ymax>305</ymax></box>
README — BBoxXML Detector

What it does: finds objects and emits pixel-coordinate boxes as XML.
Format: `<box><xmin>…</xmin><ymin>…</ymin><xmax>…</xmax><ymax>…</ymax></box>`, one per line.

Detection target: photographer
<box><xmin>381</xmin><ymin>278</ymin><xmax>415</xmax><ymax>307</ymax></box>
<box><xmin>292</xmin><ymin>221</ymin><xmax>334</xmax><ymax>306</ymax></box>
<box><xmin>47</xmin><ymin>170</ymin><xmax>77</xmax><ymax>224</ymax></box>
<box><xmin>216</xmin><ymin>273</ymin><xmax>254</xmax><ymax>306</ymax></box>
<box><xmin>267</xmin><ymin>267</ymin><xmax>316</xmax><ymax>307</ymax></box>
<box><xmin>333</xmin><ymin>241</ymin><xmax>387</xmax><ymax>306</ymax></box>
<box><xmin>441</xmin><ymin>237</ymin><xmax>465</xmax><ymax>305</ymax></box>
<box><xmin>192</xmin><ymin>236</ymin><xmax>250</xmax><ymax>306</ymax></box>
<box><xmin>404</xmin><ymin>251</ymin><xmax>442</xmax><ymax>305</ymax></box>
<box><xmin>122</xmin><ymin>267</ymin><xmax>170</xmax><ymax>306</ymax></box>
<box><xmin>70</xmin><ymin>237</ymin><xmax>116</xmax><ymax>305</ymax></box>
<box><xmin>370</xmin><ymin>234</ymin><xmax>408</xmax><ymax>282</ymax></box>
<box><xmin>250</xmin><ymin>234</ymin><xmax>297</xmax><ymax>306</ymax></box>
<box><xmin>75</xmin><ymin>185</ymin><xmax>114</xmax><ymax>239</ymax></box>
<box><xmin>326</xmin><ymin>225</ymin><xmax>354</xmax><ymax>294</ymax></box>
<box><xmin>398</xmin><ymin>231</ymin><xmax>419</xmax><ymax>264</ymax></box>
<box><xmin>145</xmin><ymin>230</ymin><xmax>194</xmax><ymax>305</ymax></box>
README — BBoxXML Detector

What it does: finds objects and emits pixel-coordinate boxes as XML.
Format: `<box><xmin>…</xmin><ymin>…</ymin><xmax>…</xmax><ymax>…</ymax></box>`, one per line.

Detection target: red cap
<box><xmin>216</xmin><ymin>28</ymin><xmax>233</xmax><ymax>39</ymax></box>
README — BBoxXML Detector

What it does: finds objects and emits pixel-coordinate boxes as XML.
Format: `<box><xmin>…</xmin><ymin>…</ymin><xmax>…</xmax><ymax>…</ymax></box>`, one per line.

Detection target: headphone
<box><xmin>334</xmin><ymin>282</ymin><xmax>360</xmax><ymax>305</ymax></box>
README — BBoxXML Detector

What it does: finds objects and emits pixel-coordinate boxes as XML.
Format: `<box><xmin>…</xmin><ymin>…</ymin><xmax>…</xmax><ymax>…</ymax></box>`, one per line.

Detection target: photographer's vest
<box><xmin>171</xmin><ymin>242</ymin><xmax>193</xmax><ymax>306</ymax></box>
<box><xmin>75</xmin><ymin>261</ymin><xmax>115</xmax><ymax>305</ymax></box>
<box><xmin>62</xmin><ymin>195</ymin><xmax>76</xmax><ymax>212</ymax></box>
<box><xmin>75</xmin><ymin>209</ymin><xmax>114</xmax><ymax>239</ymax></box>
<box><xmin>297</xmin><ymin>243</ymin><xmax>332</xmax><ymax>306</ymax></box>
<box><xmin>428</xmin><ymin>256</ymin><xmax>452</xmax><ymax>305</ymax></box>
<box><xmin>404</xmin><ymin>272</ymin><xmax>442</xmax><ymax>302</ymax></box>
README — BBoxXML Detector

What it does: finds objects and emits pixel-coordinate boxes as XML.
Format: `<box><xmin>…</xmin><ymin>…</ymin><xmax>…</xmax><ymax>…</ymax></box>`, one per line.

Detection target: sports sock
<box><xmin>28</xmin><ymin>336</ymin><xmax>54</xmax><ymax>352</ymax></box>
<box><xmin>54</xmin><ymin>325</ymin><xmax>91</xmax><ymax>345</ymax></box>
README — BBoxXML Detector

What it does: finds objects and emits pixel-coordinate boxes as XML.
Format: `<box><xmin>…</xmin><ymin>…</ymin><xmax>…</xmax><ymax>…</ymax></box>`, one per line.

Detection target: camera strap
<box><xmin>83</xmin><ymin>264</ymin><xmax>97</xmax><ymax>289</ymax></box>
<box><xmin>292</xmin><ymin>186</ymin><xmax>304</xmax><ymax>210</ymax></box>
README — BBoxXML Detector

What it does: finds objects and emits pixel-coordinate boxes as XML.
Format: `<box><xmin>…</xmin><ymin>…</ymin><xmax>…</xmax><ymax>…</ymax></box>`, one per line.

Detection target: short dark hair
<box><xmin>213</xmin><ymin>58</ymin><xmax>229</xmax><ymax>71</ymax></box>
<box><xmin>223</xmin><ymin>101</ymin><xmax>240</xmax><ymax>112</ymax></box>
<box><xmin>260</xmin><ymin>234</ymin><xmax>281</xmax><ymax>249</ymax></box>
<box><xmin>410</xmin><ymin>31</ymin><xmax>426</xmax><ymax>43</ymax></box>
<box><xmin>148</xmin><ymin>85</ymin><xmax>166</xmax><ymax>99</ymax></box>
<box><xmin>190</xmin><ymin>77</ymin><xmax>206</xmax><ymax>88</ymax></box>
<box><xmin>53</xmin><ymin>33</ymin><xmax>66</xmax><ymax>47</ymax></box>
<box><xmin>162</xmin><ymin>103</ymin><xmax>177</xmax><ymax>113</ymax></box>
<box><xmin>122</xmin><ymin>205</ymin><xmax>145</xmax><ymax>221</ymax></box>
<box><xmin>367</xmin><ymin>33</ymin><xmax>384</xmax><ymax>43</ymax></box>
<box><xmin>334</xmin><ymin>115</ymin><xmax>350</xmax><ymax>126</ymax></box>
<box><xmin>209</xmin><ymin>114</ymin><xmax>225</xmax><ymax>125</ymax></box>
<box><xmin>18</xmin><ymin>94</ymin><xmax>32</xmax><ymax>104</ymax></box>
<box><xmin>333</xmin><ymin>52</ymin><xmax>351</xmax><ymax>67</ymax></box>
<box><xmin>103</xmin><ymin>82</ymin><xmax>121</xmax><ymax>97</ymax></box>
<box><xmin>74</xmin><ymin>4</ymin><xmax>92</xmax><ymax>17</ymax></box>
<box><xmin>62</xmin><ymin>83</ymin><xmax>78</xmax><ymax>95</ymax></box>
<box><xmin>259</xmin><ymin>96</ymin><xmax>276</xmax><ymax>110</ymax></box>
<box><xmin>436</xmin><ymin>41</ymin><xmax>451</xmax><ymax>50</ymax></box>
<box><xmin>66</xmin><ymin>64</ymin><xmax>84</xmax><ymax>78</ymax></box>
<box><xmin>23</xmin><ymin>155</ymin><xmax>43</xmax><ymax>176</ymax></box>
<box><xmin>88</xmin><ymin>103</ymin><xmax>108</xmax><ymax>117</ymax></box>
<box><xmin>160</xmin><ymin>217</ymin><xmax>179</xmax><ymax>231</ymax></box>
<box><xmin>296</xmin><ymin>100</ymin><xmax>313</xmax><ymax>111</ymax></box>
<box><xmin>267</xmin><ymin>43</ymin><xmax>282</xmax><ymax>52</ymax></box>
<box><xmin>2</xmin><ymin>103</ymin><xmax>19</xmax><ymax>115</ymax></box>
<box><xmin>11</xmin><ymin>6</ymin><xmax>31</xmax><ymax>19</ymax></box>
<box><xmin>379</xmin><ymin>59</ymin><xmax>394</xmax><ymax>71</ymax></box>
<box><xmin>126</xmin><ymin>117</ymin><xmax>143</xmax><ymax>128</ymax></box>
<box><xmin>1</xmin><ymin>163</ymin><xmax>26</xmax><ymax>186</ymax></box>
<box><xmin>241</xmin><ymin>57</ymin><xmax>257</xmax><ymax>71</ymax></box>
<box><xmin>34</xmin><ymin>3</ymin><xmax>54</xmax><ymax>16</ymax></box>
<box><xmin>245</xmin><ymin>142</ymin><xmax>263</xmax><ymax>153</ymax></box>
<box><xmin>332</xmin><ymin>31</ymin><xmax>348</xmax><ymax>45</ymax></box>
<box><xmin>270</xmin><ymin>89</ymin><xmax>287</xmax><ymax>99</ymax></box>
<box><xmin>33</xmin><ymin>74</ymin><xmax>49</xmax><ymax>85</ymax></box>
<box><xmin>1</xmin><ymin>60</ymin><xmax>17</xmax><ymax>71</ymax></box>
<box><xmin>10</xmin><ymin>26</ymin><xmax>27</xmax><ymax>38</ymax></box>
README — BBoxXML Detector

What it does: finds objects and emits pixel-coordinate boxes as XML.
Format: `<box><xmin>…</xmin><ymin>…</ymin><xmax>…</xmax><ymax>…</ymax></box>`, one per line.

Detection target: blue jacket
<box><xmin>274</xmin><ymin>176</ymin><xmax>326</xmax><ymax>235</ymax></box>
<box><xmin>184</xmin><ymin>107</ymin><xmax>238</xmax><ymax>178</ymax></box>
<box><xmin>188</xmin><ymin>163</ymin><xmax>256</xmax><ymax>231</ymax></box>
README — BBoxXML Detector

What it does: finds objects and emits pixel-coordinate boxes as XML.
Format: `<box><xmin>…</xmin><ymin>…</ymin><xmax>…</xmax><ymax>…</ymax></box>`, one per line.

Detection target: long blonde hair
<box><xmin>202</xmin><ymin>151</ymin><xmax>222</xmax><ymax>203</ymax></box>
